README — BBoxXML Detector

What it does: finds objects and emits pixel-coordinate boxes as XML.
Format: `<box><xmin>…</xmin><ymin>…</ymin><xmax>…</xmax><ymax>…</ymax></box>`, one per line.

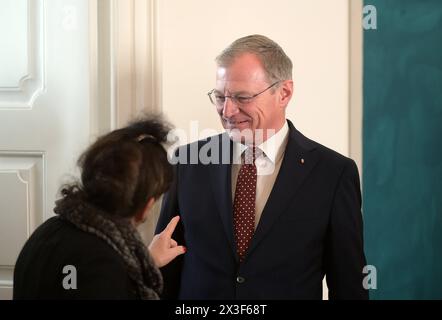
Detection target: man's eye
<box><xmin>236</xmin><ymin>96</ymin><xmax>251</xmax><ymax>104</ymax></box>
<box><xmin>215</xmin><ymin>95</ymin><xmax>226</xmax><ymax>102</ymax></box>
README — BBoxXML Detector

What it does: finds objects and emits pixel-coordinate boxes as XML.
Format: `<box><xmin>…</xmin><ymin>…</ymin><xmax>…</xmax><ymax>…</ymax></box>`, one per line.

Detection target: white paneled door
<box><xmin>0</xmin><ymin>0</ymin><xmax>96</xmax><ymax>299</ymax></box>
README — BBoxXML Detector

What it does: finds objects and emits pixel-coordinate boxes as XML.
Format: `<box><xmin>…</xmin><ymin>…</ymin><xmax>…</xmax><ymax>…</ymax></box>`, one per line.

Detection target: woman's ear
<box><xmin>145</xmin><ymin>197</ymin><xmax>156</xmax><ymax>212</ymax></box>
<box><xmin>134</xmin><ymin>197</ymin><xmax>156</xmax><ymax>225</ymax></box>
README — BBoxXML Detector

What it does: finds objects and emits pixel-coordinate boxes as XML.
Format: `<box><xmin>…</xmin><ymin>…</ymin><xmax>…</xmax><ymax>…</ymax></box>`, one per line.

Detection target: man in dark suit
<box><xmin>156</xmin><ymin>34</ymin><xmax>368</xmax><ymax>300</ymax></box>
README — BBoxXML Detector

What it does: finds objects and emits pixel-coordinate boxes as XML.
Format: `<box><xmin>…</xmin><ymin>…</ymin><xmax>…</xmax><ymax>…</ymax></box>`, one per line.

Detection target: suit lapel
<box><xmin>246</xmin><ymin>121</ymin><xmax>319</xmax><ymax>259</ymax></box>
<box><xmin>208</xmin><ymin>134</ymin><xmax>237</xmax><ymax>259</ymax></box>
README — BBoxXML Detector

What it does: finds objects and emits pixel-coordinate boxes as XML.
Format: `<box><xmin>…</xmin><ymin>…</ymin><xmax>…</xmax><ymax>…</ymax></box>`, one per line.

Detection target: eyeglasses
<box><xmin>207</xmin><ymin>81</ymin><xmax>280</xmax><ymax>108</ymax></box>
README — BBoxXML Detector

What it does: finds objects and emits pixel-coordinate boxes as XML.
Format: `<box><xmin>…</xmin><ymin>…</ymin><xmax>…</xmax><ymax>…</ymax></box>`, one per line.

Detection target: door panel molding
<box><xmin>0</xmin><ymin>151</ymin><xmax>45</xmax><ymax>296</ymax></box>
<box><xmin>0</xmin><ymin>0</ymin><xmax>46</xmax><ymax>110</ymax></box>
<box><xmin>0</xmin><ymin>152</ymin><xmax>45</xmax><ymax>263</ymax></box>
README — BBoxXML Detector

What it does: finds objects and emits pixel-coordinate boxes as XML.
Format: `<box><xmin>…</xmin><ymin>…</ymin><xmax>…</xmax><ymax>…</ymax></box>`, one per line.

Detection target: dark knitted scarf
<box><xmin>54</xmin><ymin>194</ymin><xmax>163</xmax><ymax>300</ymax></box>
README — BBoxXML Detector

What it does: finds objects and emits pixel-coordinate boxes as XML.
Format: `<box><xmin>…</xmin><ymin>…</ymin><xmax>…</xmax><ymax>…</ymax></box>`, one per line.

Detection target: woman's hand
<box><xmin>148</xmin><ymin>216</ymin><xmax>186</xmax><ymax>268</ymax></box>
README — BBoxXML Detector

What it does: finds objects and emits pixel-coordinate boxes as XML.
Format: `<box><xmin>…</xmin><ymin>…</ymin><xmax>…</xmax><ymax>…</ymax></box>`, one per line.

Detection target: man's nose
<box><xmin>222</xmin><ymin>97</ymin><xmax>239</xmax><ymax>118</ymax></box>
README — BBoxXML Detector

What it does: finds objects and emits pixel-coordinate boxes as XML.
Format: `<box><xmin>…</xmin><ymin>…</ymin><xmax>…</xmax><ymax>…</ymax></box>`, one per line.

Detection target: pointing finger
<box><xmin>163</xmin><ymin>216</ymin><xmax>180</xmax><ymax>238</ymax></box>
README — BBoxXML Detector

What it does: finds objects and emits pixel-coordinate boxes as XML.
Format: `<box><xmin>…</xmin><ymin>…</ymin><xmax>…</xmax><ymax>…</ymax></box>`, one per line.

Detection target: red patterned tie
<box><xmin>233</xmin><ymin>146</ymin><xmax>257</xmax><ymax>263</ymax></box>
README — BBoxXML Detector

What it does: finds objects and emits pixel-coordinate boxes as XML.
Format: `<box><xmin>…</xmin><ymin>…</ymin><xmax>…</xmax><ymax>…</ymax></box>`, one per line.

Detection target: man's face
<box><xmin>214</xmin><ymin>53</ymin><xmax>290</xmax><ymax>144</ymax></box>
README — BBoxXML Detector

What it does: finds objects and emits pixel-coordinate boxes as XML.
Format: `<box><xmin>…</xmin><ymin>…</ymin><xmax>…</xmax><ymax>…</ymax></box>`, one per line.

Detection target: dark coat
<box><xmin>156</xmin><ymin>120</ymin><xmax>369</xmax><ymax>300</ymax></box>
<box><xmin>13</xmin><ymin>216</ymin><xmax>138</xmax><ymax>299</ymax></box>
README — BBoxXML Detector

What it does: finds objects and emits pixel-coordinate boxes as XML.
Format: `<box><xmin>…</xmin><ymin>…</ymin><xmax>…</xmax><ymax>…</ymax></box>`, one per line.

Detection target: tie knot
<box><xmin>243</xmin><ymin>146</ymin><xmax>261</xmax><ymax>165</ymax></box>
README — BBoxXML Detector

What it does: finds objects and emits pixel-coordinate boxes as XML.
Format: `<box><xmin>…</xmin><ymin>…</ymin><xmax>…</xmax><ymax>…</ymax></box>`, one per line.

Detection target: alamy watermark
<box><xmin>167</xmin><ymin>122</ymin><xmax>277</xmax><ymax>170</ymax></box>
<box><xmin>62</xmin><ymin>265</ymin><xmax>77</xmax><ymax>290</ymax></box>
<box><xmin>363</xmin><ymin>5</ymin><xmax>377</xmax><ymax>30</ymax></box>
<box><xmin>61</xmin><ymin>264</ymin><xmax>376</xmax><ymax>292</ymax></box>
<box><xmin>363</xmin><ymin>264</ymin><xmax>377</xmax><ymax>290</ymax></box>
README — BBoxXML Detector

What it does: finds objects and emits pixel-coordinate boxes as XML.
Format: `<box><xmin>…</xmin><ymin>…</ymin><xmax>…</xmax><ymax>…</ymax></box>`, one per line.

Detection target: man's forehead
<box><xmin>216</xmin><ymin>65</ymin><xmax>267</xmax><ymax>84</ymax></box>
<box><xmin>216</xmin><ymin>53</ymin><xmax>267</xmax><ymax>81</ymax></box>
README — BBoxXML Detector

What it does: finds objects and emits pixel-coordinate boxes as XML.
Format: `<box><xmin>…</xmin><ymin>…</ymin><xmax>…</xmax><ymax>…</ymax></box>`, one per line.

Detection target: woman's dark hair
<box><xmin>58</xmin><ymin>115</ymin><xmax>173</xmax><ymax>218</ymax></box>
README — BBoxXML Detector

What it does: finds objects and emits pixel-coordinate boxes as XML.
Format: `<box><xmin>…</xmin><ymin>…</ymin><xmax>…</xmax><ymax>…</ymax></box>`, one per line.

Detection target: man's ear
<box><xmin>279</xmin><ymin>80</ymin><xmax>293</xmax><ymax>108</ymax></box>
<box><xmin>134</xmin><ymin>197</ymin><xmax>156</xmax><ymax>224</ymax></box>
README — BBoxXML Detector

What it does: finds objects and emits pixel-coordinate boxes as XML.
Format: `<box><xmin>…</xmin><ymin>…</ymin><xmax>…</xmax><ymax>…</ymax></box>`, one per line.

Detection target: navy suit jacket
<box><xmin>156</xmin><ymin>120</ymin><xmax>368</xmax><ymax>300</ymax></box>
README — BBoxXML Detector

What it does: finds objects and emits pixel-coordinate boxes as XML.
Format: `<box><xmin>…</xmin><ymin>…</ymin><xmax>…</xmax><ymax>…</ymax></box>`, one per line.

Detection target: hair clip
<box><xmin>136</xmin><ymin>134</ymin><xmax>154</xmax><ymax>142</ymax></box>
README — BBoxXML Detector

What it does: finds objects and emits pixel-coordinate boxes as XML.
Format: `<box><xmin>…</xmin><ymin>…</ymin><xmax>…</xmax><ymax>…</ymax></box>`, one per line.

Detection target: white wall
<box><xmin>160</xmin><ymin>0</ymin><xmax>350</xmax><ymax>156</ymax></box>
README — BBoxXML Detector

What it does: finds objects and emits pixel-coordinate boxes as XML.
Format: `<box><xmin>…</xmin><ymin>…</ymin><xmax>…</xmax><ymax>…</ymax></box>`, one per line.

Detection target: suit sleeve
<box><xmin>324</xmin><ymin>159</ymin><xmax>369</xmax><ymax>300</ymax></box>
<box><xmin>155</xmin><ymin>160</ymin><xmax>185</xmax><ymax>300</ymax></box>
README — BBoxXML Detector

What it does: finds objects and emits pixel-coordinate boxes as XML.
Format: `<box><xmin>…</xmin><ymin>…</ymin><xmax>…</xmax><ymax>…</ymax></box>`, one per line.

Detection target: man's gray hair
<box><xmin>215</xmin><ymin>34</ymin><xmax>293</xmax><ymax>84</ymax></box>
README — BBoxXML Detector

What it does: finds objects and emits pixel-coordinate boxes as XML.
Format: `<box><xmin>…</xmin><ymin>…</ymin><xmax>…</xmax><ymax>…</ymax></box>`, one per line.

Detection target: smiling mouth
<box><xmin>227</xmin><ymin>120</ymin><xmax>249</xmax><ymax>125</ymax></box>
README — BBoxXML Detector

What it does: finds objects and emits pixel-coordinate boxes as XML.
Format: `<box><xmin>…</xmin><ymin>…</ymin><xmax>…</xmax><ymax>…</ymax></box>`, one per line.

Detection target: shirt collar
<box><xmin>232</xmin><ymin>121</ymin><xmax>289</xmax><ymax>164</ymax></box>
<box><xmin>257</xmin><ymin>121</ymin><xmax>289</xmax><ymax>163</ymax></box>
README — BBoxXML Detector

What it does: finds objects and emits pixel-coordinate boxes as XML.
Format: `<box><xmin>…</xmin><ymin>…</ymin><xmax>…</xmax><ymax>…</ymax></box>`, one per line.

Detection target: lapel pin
<box><xmin>300</xmin><ymin>158</ymin><xmax>305</xmax><ymax>164</ymax></box>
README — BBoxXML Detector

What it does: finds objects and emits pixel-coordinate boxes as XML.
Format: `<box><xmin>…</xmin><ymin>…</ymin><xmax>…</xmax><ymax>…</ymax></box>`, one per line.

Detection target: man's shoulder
<box><xmin>312</xmin><ymin>139</ymin><xmax>352</xmax><ymax>165</ymax></box>
<box><xmin>291</xmin><ymin>127</ymin><xmax>357</xmax><ymax>172</ymax></box>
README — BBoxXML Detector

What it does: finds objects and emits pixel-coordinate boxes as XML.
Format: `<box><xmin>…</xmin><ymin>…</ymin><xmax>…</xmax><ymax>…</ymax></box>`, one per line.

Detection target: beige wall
<box><xmin>160</xmin><ymin>0</ymin><xmax>351</xmax><ymax>156</ymax></box>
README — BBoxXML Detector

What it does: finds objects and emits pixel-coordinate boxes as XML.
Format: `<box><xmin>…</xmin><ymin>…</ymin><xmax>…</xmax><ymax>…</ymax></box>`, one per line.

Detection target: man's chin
<box><xmin>226</xmin><ymin>128</ymin><xmax>255</xmax><ymax>145</ymax></box>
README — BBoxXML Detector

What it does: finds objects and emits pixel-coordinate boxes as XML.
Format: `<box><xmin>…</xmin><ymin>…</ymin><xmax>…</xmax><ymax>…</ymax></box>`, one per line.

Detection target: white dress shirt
<box><xmin>231</xmin><ymin>121</ymin><xmax>289</xmax><ymax>229</ymax></box>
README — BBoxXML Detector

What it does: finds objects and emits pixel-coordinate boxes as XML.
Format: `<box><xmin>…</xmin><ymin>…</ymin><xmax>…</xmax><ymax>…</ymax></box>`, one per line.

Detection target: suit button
<box><xmin>236</xmin><ymin>276</ymin><xmax>245</xmax><ymax>284</ymax></box>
